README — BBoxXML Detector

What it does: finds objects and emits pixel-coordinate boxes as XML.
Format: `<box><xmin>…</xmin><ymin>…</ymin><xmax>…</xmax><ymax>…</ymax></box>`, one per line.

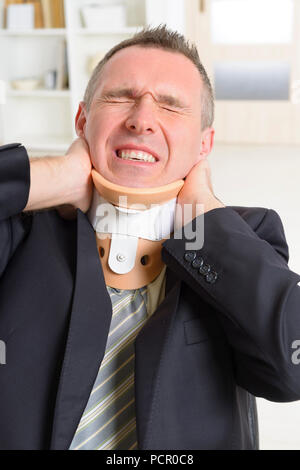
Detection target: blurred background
<box><xmin>0</xmin><ymin>0</ymin><xmax>299</xmax><ymax>450</ymax></box>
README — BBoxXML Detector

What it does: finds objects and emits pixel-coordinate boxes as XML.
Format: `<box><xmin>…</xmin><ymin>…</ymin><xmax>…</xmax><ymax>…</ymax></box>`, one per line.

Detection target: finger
<box><xmin>205</xmin><ymin>167</ymin><xmax>214</xmax><ymax>194</ymax></box>
<box><xmin>187</xmin><ymin>159</ymin><xmax>211</xmax><ymax>187</ymax></box>
<box><xmin>198</xmin><ymin>159</ymin><xmax>214</xmax><ymax>193</ymax></box>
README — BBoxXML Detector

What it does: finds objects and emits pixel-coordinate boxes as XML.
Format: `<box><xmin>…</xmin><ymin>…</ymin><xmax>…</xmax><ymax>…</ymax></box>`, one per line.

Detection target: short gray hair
<box><xmin>84</xmin><ymin>24</ymin><xmax>214</xmax><ymax>130</ymax></box>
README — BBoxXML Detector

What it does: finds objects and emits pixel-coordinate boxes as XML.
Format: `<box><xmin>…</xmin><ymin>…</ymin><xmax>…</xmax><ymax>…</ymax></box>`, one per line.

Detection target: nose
<box><xmin>125</xmin><ymin>95</ymin><xmax>158</xmax><ymax>135</ymax></box>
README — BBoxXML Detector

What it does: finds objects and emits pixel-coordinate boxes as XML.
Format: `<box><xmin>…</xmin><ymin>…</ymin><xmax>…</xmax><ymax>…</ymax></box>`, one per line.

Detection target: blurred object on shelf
<box><xmin>56</xmin><ymin>39</ymin><xmax>68</xmax><ymax>89</ymax></box>
<box><xmin>44</xmin><ymin>69</ymin><xmax>57</xmax><ymax>89</ymax></box>
<box><xmin>41</xmin><ymin>0</ymin><xmax>65</xmax><ymax>28</ymax></box>
<box><xmin>0</xmin><ymin>1</ymin><xmax>4</xmax><ymax>28</ymax></box>
<box><xmin>87</xmin><ymin>50</ymin><xmax>106</xmax><ymax>74</ymax></box>
<box><xmin>31</xmin><ymin>0</ymin><xmax>44</xmax><ymax>28</ymax></box>
<box><xmin>3</xmin><ymin>0</ymin><xmax>22</xmax><ymax>28</ymax></box>
<box><xmin>40</xmin><ymin>0</ymin><xmax>51</xmax><ymax>27</ymax></box>
<box><xmin>11</xmin><ymin>77</ymin><xmax>41</xmax><ymax>90</ymax></box>
<box><xmin>3</xmin><ymin>1</ymin><xmax>45</xmax><ymax>29</ymax></box>
<box><xmin>6</xmin><ymin>2</ymin><xmax>35</xmax><ymax>29</ymax></box>
<box><xmin>81</xmin><ymin>0</ymin><xmax>126</xmax><ymax>29</ymax></box>
<box><xmin>51</xmin><ymin>0</ymin><xmax>65</xmax><ymax>28</ymax></box>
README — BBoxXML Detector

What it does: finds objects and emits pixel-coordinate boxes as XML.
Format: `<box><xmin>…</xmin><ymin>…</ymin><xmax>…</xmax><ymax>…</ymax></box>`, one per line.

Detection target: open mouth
<box><xmin>116</xmin><ymin>149</ymin><xmax>157</xmax><ymax>163</ymax></box>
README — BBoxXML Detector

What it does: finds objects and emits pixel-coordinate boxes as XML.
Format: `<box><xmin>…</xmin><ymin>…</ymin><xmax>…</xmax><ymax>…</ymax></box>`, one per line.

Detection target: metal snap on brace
<box><xmin>116</xmin><ymin>253</ymin><xmax>126</xmax><ymax>262</ymax></box>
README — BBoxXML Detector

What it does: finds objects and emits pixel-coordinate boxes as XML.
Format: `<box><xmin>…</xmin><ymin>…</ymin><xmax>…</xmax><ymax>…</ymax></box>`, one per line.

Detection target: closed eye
<box><xmin>109</xmin><ymin>100</ymin><xmax>133</xmax><ymax>103</ymax></box>
<box><xmin>161</xmin><ymin>106</ymin><xmax>178</xmax><ymax>113</ymax></box>
<box><xmin>100</xmin><ymin>97</ymin><xmax>134</xmax><ymax>104</ymax></box>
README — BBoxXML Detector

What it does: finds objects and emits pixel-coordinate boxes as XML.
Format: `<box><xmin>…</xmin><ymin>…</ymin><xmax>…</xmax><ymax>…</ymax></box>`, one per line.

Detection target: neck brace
<box><xmin>88</xmin><ymin>170</ymin><xmax>184</xmax><ymax>289</ymax></box>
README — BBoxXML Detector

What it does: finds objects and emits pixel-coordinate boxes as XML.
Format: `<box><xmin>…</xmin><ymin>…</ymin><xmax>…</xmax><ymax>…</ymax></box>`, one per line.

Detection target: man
<box><xmin>0</xmin><ymin>25</ymin><xmax>300</xmax><ymax>450</ymax></box>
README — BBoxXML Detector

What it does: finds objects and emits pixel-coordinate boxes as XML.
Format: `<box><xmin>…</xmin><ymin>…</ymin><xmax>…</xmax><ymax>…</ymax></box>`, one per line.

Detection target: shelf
<box><xmin>0</xmin><ymin>28</ymin><xmax>66</xmax><ymax>36</ymax></box>
<box><xmin>0</xmin><ymin>27</ymin><xmax>143</xmax><ymax>37</ymax></box>
<box><xmin>74</xmin><ymin>26</ymin><xmax>144</xmax><ymax>35</ymax></box>
<box><xmin>0</xmin><ymin>0</ymin><xmax>179</xmax><ymax>153</ymax></box>
<box><xmin>8</xmin><ymin>90</ymin><xmax>71</xmax><ymax>98</ymax></box>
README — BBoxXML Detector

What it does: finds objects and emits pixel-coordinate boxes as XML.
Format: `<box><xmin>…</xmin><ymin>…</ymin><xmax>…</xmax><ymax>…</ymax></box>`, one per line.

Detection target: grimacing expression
<box><xmin>76</xmin><ymin>45</ymin><xmax>214</xmax><ymax>188</ymax></box>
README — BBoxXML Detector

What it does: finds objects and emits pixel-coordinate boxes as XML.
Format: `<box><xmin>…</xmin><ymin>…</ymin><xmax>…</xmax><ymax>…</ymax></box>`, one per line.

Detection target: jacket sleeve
<box><xmin>162</xmin><ymin>207</ymin><xmax>300</xmax><ymax>402</ymax></box>
<box><xmin>0</xmin><ymin>143</ymin><xmax>31</xmax><ymax>278</ymax></box>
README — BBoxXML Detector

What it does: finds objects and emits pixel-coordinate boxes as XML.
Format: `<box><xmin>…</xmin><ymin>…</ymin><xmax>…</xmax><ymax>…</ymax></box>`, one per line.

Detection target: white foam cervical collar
<box><xmin>87</xmin><ymin>189</ymin><xmax>176</xmax><ymax>275</ymax></box>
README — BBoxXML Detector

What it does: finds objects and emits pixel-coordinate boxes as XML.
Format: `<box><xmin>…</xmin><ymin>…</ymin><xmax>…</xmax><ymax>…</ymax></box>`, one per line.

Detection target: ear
<box><xmin>75</xmin><ymin>101</ymin><xmax>87</xmax><ymax>138</ymax></box>
<box><xmin>196</xmin><ymin>127</ymin><xmax>215</xmax><ymax>163</ymax></box>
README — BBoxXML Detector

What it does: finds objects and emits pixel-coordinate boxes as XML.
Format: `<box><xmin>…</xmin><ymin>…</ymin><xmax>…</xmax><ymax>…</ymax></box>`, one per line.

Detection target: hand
<box><xmin>58</xmin><ymin>137</ymin><xmax>93</xmax><ymax>219</ymax></box>
<box><xmin>176</xmin><ymin>158</ymin><xmax>225</xmax><ymax>227</ymax></box>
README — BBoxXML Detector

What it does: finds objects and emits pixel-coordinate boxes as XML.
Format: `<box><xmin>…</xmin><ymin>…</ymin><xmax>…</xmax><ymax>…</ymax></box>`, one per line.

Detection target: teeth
<box><xmin>117</xmin><ymin>149</ymin><xmax>156</xmax><ymax>163</ymax></box>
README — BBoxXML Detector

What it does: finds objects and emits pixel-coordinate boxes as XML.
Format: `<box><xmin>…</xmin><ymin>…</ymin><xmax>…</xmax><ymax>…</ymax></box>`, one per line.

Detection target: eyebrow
<box><xmin>99</xmin><ymin>87</ymin><xmax>189</xmax><ymax>109</ymax></box>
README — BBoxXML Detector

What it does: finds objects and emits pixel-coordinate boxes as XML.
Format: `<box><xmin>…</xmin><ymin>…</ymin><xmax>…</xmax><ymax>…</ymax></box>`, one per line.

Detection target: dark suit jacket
<box><xmin>0</xmin><ymin>143</ymin><xmax>300</xmax><ymax>450</ymax></box>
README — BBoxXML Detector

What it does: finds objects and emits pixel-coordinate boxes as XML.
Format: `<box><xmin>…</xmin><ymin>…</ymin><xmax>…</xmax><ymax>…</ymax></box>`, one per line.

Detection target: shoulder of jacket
<box><xmin>228</xmin><ymin>205</ymin><xmax>269</xmax><ymax>231</ymax></box>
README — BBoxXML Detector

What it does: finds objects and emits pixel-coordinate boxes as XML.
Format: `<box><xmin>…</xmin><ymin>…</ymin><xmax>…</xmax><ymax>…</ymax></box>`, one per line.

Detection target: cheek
<box><xmin>86</xmin><ymin>109</ymin><xmax>112</xmax><ymax>138</ymax></box>
<box><xmin>84</xmin><ymin>117</ymin><xmax>106</xmax><ymax>168</ymax></box>
<box><xmin>170</xmin><ymin>123</ymin><xmax>199</xmax><ymax>154</ymax></box>
<box><xmin>166</xmin><ymin>117</ymin><xmax>196</xmax><ymax>146</ymax></box>
<box><xmin>168</xmin><ymin>124</ymin><xmax>202</xmax><ymax>174</ymax></box>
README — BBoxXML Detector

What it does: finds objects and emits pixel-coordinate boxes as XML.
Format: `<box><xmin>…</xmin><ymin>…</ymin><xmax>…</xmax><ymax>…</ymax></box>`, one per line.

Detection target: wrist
<box><xmin>176</xmin><ymin>195</ymin><xmax>225</xmax><ymax>229</ymax></box>
<box><xmin>63</xmin><ymin>153</ymin><xmax>91</xmax><ymax>208</ymax></box>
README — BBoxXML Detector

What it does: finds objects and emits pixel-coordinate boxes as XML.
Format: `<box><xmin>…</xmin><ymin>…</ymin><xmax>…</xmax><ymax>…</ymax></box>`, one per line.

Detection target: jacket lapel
<box><xmin>50</xmin><ymin>210</ymin><xmax>112</xmax><ymax>450</ymax></box>
<box><xmin>134</xmin><ymin>267</ymin><xmax>181</xmax><ymax>449</ymax></box>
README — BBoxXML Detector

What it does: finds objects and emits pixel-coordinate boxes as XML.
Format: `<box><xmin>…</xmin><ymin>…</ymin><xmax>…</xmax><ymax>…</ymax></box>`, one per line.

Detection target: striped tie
<box><xmin>69</xmin><ymin>285</ymin><xmax>148</xmax><ymax>450</ymax></box>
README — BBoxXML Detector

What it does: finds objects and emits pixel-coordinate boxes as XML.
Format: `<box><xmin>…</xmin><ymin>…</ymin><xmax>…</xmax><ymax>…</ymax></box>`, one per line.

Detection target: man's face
<box><xmin>76</xmin><ymin>45</ymin><xmax>214</xmax><ymax>188</ymax></box>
